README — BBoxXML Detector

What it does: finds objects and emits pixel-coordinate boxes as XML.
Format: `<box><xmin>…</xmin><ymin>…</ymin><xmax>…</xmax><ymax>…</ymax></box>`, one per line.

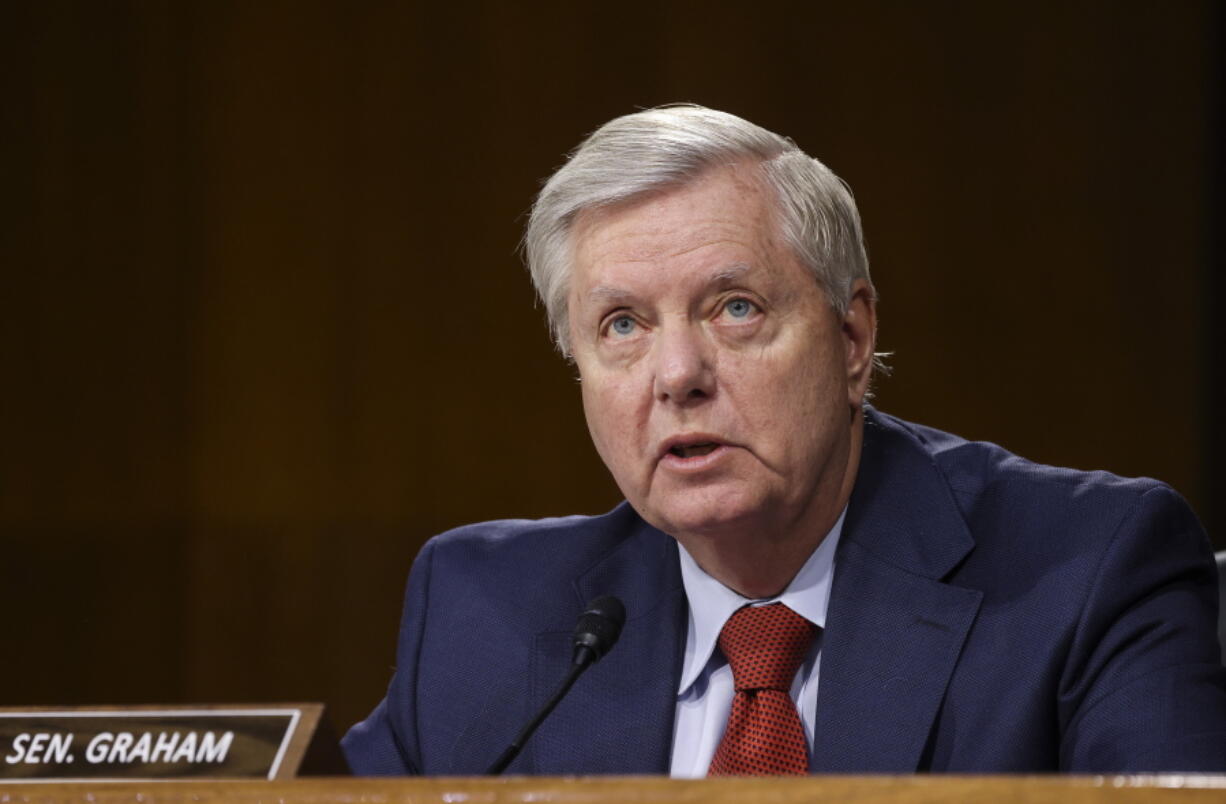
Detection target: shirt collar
<box><xmin>675</xmin><ymin>506</ymin><xmax>845</xmax><ymax>695</ymax></box>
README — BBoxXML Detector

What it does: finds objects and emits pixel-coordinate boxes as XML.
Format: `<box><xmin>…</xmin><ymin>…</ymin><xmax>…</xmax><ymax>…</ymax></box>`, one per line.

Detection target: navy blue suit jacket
<box><xmin>343</xmin><ymin>409</ymin><xmax>1226</xmax><ymax>773</ymax></box>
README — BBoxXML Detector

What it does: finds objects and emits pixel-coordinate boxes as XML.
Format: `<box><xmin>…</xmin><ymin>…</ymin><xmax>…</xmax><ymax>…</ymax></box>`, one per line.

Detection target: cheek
<box><xmin>579</xmin><ymin>380</ymin><xmax>608</xmax><ymax>448</ymax></box>
<box><xmin>728</xmin><ymin>336</ymin><xmax>844</xmax><ymax>447</ymax></box>
<box><xmin>737</xmin><ymin>342</ymin><xmax>824</xmax><ymax>405</ymax></box>
<box><xmin>581</xmin><ymin>377</ymin><xmax>639</xmax><ymax>463</ymax></box>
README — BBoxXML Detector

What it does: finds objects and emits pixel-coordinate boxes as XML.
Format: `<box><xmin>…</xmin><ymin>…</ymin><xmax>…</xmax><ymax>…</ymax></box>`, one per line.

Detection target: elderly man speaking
<box><xmin>342</xmin><ymin>105</ymin><xmax>1226</xmax><ymax>775</ymax></box>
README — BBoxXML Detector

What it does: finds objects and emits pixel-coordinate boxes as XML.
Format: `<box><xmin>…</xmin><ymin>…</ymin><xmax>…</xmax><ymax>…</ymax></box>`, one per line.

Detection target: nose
<box><xmin>652</xmin><ymin>323</ymin><xmax>715</xmax><ymax>405</ymax></box>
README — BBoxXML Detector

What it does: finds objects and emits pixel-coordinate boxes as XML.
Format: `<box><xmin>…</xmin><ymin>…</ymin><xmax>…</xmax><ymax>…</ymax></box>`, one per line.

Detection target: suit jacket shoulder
<box><xmin>342</xmin><ymin>503</ymin><xmax>687</xmax><ymax>775</ymax></box>
<box><xmin>826</xmin><ymin>409</ymin><xmax>1226</xmax><ymax>772</ymax></box>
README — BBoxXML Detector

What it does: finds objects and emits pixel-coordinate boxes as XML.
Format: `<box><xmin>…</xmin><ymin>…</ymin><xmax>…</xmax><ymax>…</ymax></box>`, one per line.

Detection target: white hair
<box><xmin>524</xmin><ymin>104</ymin><xmax>872</xmax><ymax>357</ymax></box>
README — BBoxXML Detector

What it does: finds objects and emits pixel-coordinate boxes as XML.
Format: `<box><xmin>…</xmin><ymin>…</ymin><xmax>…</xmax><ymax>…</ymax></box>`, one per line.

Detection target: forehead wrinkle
<box><xmin>658</xmin><ymin>228</ymin><xmax>754</xmax><ymax>261</ymax></box>
<box><xmin>578</xmin><ymin>205</ymin><xmax>766</xmax><ymax>261</ymax></box>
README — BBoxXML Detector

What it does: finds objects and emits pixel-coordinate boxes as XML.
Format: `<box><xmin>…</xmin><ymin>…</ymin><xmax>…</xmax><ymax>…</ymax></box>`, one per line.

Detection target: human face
<box><xmin>568</xmin><ymin>162</ymin><xmax>875</xmax><ymax>553</ymax></box>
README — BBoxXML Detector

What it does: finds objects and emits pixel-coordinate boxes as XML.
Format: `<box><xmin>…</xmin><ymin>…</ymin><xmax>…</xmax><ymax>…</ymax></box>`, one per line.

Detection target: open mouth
<box><xmin>669</xmin><ymin>442</ymin><xmax>719</xmax><ymax>459</ymax></box>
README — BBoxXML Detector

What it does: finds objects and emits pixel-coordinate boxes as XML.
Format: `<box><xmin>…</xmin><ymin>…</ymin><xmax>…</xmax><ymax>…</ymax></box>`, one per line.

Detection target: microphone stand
<box><xmin>484</xmin><ymin>647</ymin><xmax>595</xmax><ymax>775</ymax></box>
<box><xmin>485</xmin><ymin>596</ymin><xmax>623</xmax><ymax>775</ymax></box>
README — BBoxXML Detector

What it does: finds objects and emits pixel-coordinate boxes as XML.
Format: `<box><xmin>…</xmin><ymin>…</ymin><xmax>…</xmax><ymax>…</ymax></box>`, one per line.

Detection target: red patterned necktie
<box><xmin>707</xmin><ymin>602</ymin><xmax>816</xmax><ymax>776</ymax></box>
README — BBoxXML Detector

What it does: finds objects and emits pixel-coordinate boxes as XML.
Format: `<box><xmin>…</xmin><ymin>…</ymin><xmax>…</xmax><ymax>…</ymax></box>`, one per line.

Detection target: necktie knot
<box><xmin>718</xmin><ymin>603</ymin><xmax>815</xmax><ymax>692</ymax></box>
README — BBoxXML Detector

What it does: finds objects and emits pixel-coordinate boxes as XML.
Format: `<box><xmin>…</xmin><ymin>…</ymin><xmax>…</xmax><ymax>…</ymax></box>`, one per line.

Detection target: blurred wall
<box><xmin>2</xmin><ymin>1</ymin><xmax>1220</xmax><ymax>733</ymax></box>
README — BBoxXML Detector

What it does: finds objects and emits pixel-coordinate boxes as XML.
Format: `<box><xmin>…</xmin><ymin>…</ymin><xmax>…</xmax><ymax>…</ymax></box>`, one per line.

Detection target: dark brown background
<box><xmin>3</xmin><ymin>1</ymin><xmax>1223</xmax><ymax>735</ymax></box>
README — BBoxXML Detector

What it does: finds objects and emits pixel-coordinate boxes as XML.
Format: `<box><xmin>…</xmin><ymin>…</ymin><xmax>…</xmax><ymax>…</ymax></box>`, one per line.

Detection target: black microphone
<box><xmin>485</xmin><ymin>595</ymin><xmax>626</xmax><ymax>774</ymax></box>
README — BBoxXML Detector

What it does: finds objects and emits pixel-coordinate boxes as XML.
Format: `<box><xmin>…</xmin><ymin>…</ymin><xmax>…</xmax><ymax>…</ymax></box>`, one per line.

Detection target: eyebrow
<box><xmin>709</xmin><ymin>263</ymin><xmax>752</xmax><ymax>285</ymax></box>
<box><xmin>584</xmin><ymin>263</ymin><xmax>754</xmax><ymax>304</ymax></box>
<box><xmin>585</xmin><ymin>285</ymin><xmax>636</xmax><ymax>304</ymax></box>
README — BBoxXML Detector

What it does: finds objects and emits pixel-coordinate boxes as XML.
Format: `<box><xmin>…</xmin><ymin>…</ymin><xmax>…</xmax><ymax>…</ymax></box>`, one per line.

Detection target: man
<box><xmin>343</xmin><ymin>105</ymin><xmax>1226</xmax><ymax>774</ymax></box>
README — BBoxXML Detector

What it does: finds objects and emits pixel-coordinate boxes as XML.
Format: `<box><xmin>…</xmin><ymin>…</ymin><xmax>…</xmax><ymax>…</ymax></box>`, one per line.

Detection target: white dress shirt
<box><xmin>668</xmin><ymin>507</ymin><xmax>845</xmax><ymax>778</ymax></box>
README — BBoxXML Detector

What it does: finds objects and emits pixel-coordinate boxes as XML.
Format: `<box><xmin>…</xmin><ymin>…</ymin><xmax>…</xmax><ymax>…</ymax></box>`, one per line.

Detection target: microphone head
<box><xmin>571</xmin><ymin>595</ymin><xmax>626</xmax><ymax>665</ymax></box>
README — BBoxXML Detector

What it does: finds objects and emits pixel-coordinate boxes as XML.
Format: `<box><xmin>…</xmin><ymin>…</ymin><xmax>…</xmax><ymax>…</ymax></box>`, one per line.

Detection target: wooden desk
<box><xmin>3</xmin><ymin>775</ymin><xmax>1226</xmax><ymax>803</ymax></box>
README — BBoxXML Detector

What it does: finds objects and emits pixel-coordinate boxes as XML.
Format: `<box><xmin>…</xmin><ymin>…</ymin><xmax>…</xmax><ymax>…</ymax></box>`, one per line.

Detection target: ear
<box><xmin>842</xmin><ymin>279</ymin><xmax>877</xmax><ymax>407</ymax></box>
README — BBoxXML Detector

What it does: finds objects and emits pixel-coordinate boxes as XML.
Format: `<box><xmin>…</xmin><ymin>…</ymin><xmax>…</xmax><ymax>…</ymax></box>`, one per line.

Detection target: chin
<box><xmin>645</xmin><ymin>495</ymin><xmax>768</xmax><ymax>539</ymax></box>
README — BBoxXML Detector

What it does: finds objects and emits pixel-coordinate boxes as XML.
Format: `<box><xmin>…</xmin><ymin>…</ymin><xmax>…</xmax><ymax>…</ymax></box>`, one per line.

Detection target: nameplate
<box><xmin>0</xmin><ymin>704</ymin><xmax>339</xmax><ymax>781</ymax></box>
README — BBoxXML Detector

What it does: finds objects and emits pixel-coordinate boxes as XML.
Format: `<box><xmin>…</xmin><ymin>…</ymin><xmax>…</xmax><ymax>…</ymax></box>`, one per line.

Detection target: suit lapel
<box><xmin>811</xmin><ymin>540</ymin><xmax>981</xmax><ymax>771</ymax></box>
<box><xmin>811</xmin><ymin>410</ymin><xmax>983</xmax><ymax>772</ymax></box>
<box><xmin>528</xmin><ymin>517</ymin><xmax>686</xmax><ymax>774</ymax></box>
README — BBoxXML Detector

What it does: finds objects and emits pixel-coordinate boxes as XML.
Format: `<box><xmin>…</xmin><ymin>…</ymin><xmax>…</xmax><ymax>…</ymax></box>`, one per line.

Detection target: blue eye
<box><xmin>725</xmin><ymin>298</ymin><xmax>754</xmax><ymax>319</ymax></box>
<box><xmin>610</xmin><ymin>315</ymin><xmax>637</xmax><ymax>336</ymax></box>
